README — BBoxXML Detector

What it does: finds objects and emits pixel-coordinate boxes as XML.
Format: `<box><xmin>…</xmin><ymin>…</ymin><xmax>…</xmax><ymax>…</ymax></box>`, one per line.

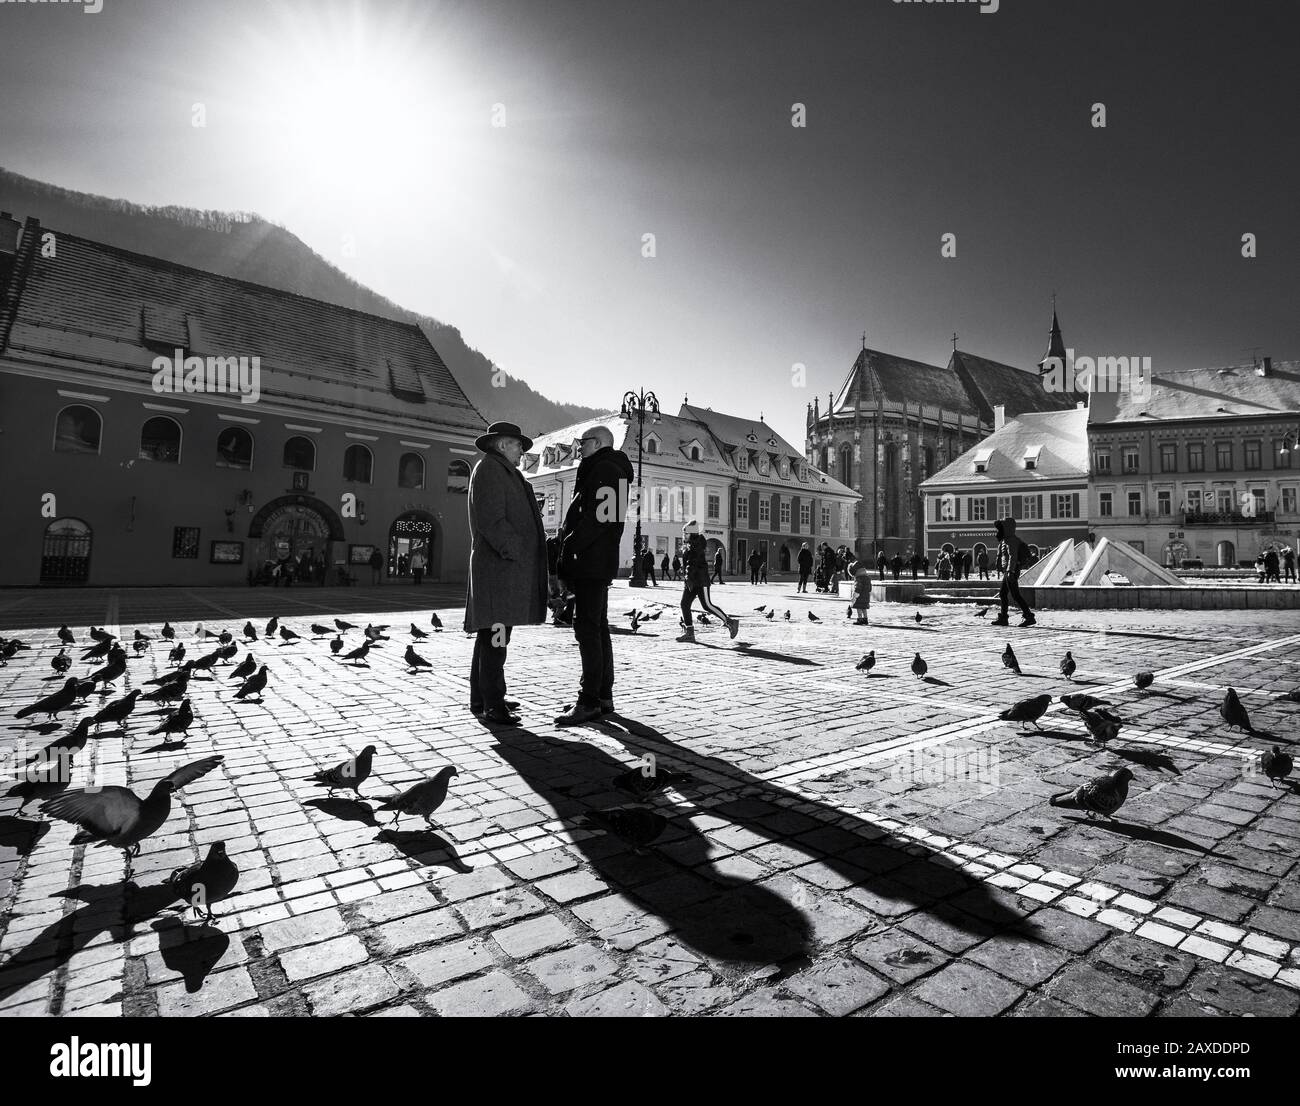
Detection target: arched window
<box><xmin>690</xmin><ymin>446</ymin><xmax>701</xmax><ymax>462</ymax></box>
<box><xmin>398</xmin><ymin>452</ymin><xmax>425</xmax><ymax>490</ymax></box>
<box><xmin>447</xmin><ymin>458</ymin><xmax>470</xmax><ymax>494</ymax></box>
<box><xmin>645</xmin><ymin>437</ymin><xmax>658</xmax><ymax>454</ymax></box>
<box><xmin>283</xmin><ymin>435</ymin><xmax>315</xmax><ymax>471</ymax></box>
<box><xmin>53</xmin><ymin>405</ymin><xmax>102</xmax><ymax>454</ymax></box>
<box><xmin>139</xmin><ymin>416</ymin><xmax>181</xmax><ymax>463</ymax></box>
<box><xmin>923</xmin><ymin>447</ymin><xmax>935</xmax><ymax>480</ymax></box>
<box><xmin>343</xmin><ymin>443</ymin><xmax>373</xmax><ymax>484</ymax></box>
<box><xmin>840</xmin><ymin>444</ymin><xmax>853</xmax><ymax>485</ymax></box>
<box><xmin>216</xmin><ymin>427</ymin><xmax>253</xmax><ymax>470</ymax></box>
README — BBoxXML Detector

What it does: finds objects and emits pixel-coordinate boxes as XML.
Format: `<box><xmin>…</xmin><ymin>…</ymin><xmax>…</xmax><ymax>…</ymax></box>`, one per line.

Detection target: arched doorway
<box><xmin>779</xmin><ymin>545</ymin><xmax>791</xmax><ymax>572</ymax></box>
<box><xmin>41</xmin><ymin>518</ymin><xmax>92</xmax><ymax>584</ymax></box>
<box><xmin>389</xmin><ymin>511</ymin><xmax>438</xmax><ymax>580</ymax></box>
<box><xmin>248</xmin><ymin>496</ymin><xmax>345</xmax><ymax>583</ymax></box>
<box><xmin>1216</xmin><ymin>540</ymin><xmax>1235</xmax><ymax>567</ymax></box>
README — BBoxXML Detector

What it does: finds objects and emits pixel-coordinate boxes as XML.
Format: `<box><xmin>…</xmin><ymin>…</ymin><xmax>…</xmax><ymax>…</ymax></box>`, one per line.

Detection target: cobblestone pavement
<box><xmin>1</xmin><ymin>583</ymin><xmax>1298</xmax><ymax>1017</ymax></box>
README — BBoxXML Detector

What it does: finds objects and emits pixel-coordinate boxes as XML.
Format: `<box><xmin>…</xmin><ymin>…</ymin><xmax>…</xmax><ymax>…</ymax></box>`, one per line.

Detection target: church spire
<box><xmin>1038</xmin><ymin>299</ymin><xmax>1067</xmax><ymax>378</ymax></box>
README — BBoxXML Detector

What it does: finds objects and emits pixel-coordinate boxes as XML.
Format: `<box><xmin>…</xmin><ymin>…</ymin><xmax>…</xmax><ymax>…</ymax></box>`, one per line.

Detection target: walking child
<box><xmin>676</xmin><ymin>520</ymin><xmax>738</xmax><ymax>642</ymax></box>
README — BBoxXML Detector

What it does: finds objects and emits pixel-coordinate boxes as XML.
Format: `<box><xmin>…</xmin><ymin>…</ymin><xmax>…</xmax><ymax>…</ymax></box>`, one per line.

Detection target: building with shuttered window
<box><xmin>919</xmin><ymin>405</ymin><xmax>1090</xmax><ymax>564</ymax></box>
<box><xmin>0</xmin><ymin>214</ymin><xmax>485</xmax><ymax>586</ymax></box>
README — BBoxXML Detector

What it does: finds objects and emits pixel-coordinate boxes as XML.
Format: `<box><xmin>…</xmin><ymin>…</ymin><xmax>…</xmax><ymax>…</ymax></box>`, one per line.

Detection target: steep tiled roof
<box><xmin>952</xmin><ymin>350</ymin><xmax>1077</xmax><ymax>423</ymax></box>
<box><xmin>1092</xmin><ymin>362</ymin><xmax>1300</xmax><ymax>424</ymax></box>
<box><xmin>1</xmin><ymin>225</ymin><xmax>484</xmax><ymax>432</ymax></box>
<box><xmin>832</xmin><ymin>348</ymin><xmax>973</xmax><ymax>415</ymax></box>
<box><xmin>920</xmin><ymin>408</ymin><xmax>1089</xmax><ymax>488</ymax></box>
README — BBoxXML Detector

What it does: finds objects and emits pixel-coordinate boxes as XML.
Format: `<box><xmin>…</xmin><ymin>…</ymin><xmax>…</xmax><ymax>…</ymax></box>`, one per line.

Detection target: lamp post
<box><xmin>620</xmin><ymin>388</ymin><xmax>660</xmax><ymax>587</ymax></box>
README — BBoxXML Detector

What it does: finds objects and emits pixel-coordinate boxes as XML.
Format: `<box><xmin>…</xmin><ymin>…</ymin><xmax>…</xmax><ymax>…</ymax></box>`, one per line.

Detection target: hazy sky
<box><xmin>2</xmin><ymin>0</ymin><xmax>1297</xmax><ymax>446</ymax></box>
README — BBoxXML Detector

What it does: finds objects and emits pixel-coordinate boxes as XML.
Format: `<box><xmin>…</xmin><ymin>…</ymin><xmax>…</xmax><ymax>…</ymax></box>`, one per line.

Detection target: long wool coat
<box><xmin>463</xmin><ymin>448</ymin><xmax>548</xmax><ymax>633</ymax></box>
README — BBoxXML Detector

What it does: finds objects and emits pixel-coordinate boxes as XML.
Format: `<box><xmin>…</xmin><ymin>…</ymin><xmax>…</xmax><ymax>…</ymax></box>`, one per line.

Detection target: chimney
<box><xmin>993</xmin><ymin>404</ymin><xmax>1006</xmax><ymax>431</ymax></box>
<box><xmin>1260</xmin><ymin>356</ymin><xmax>1272</xmax><ymax>377</ymax></box>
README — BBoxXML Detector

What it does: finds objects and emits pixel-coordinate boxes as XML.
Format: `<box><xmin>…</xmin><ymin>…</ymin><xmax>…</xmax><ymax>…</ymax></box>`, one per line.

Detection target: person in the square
<box><xmin>464</xmin><ymin>421</ymin><xmax>548</xmax><ymax>724</ymax></box>
<box><xmin>992</xmin><ymin>517</ymin><xmax>1035</xmax><ymax>627</ymax></box>
<box><xmin>677</xmin><ymin>520</ymin><xmax>738</xmax><ymax>642</ymax></box>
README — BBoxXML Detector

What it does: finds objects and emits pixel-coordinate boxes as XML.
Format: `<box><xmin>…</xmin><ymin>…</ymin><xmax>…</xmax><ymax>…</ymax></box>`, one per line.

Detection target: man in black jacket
<box><xmin>554</xmin><ymin>425</ymin><xmax>635</xmax><ymax>725</ymax></box>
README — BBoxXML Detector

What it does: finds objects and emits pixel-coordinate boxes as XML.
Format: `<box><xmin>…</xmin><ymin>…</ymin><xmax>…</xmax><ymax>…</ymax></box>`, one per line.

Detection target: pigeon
<box><xmin>410</xmin><ymin>623</ymin><xmax>428</xmax><ymax>640</ymax></box>
<box><xmin>755</xmin><ymin>605</ymin><xmax>766</xmax><ymax>613</ymax></box>
<box><xmin>808</xmin><ymin>612</ymin><xmax>820</xmax><ymax>623</ymax></box>
<box><xmin>404</xmin><ymin>645</ymin><xmax>432</xmax><ymax>672</ymax></box>
<box><xmin>1116</xmin><ymin>747</ymin><xmax>1182</xmax><ymax>775</ymax></box>
<box><xmin>22</xmin><ymin>717</ymin><xmax>94</xmax><ymax>769</ymax></box>
<box><xmin>169</xmin><ymin>842</ymin><xmax>240</xmax><ymax>921</ymax></box>
<box><xmin>218</xmin><ymin>631</ymin><xmax>234</xmax><ymax>646</ymax></box>
<box><xmin>92</xmin><ymin>689</ymin><xmax>143</xmax><ymax>729</ymax></box>
<box><xmin>217</xmin><ymin>643</ymin><xmax>239</xmax><ymax>663</ymax></box>
<box><xmin>0</xmin><ymin>640</ymin><xmax>22</xmax><ymax>665</ymax></box>
<box><xmin>168</xmin><ymin>642</ymin><xmax>186</xmax><ymax>666</ymax></box>
<box><xmin>89</xmin><ymin>649</ymin><xmax>128</xmax><ymax>687</ymax></box>
<box><xmin>1134</xmin><ymin>671</ymin><xmax>1154</xmax><ymax>691</ymax></box>
<box><xmin>148</xmin><ymin>698</ymin><xmax>194</xmax><ymax>740</ymax></box>
<box><xmin>234</xmin><ymin>666</ymin><xmax>269</xmax><ymax>701</ymax></box>
<box><xmin>783</xmin><ymin>611</ymin><xmax>791</xmax><ymax>621</ymax></box>
<box><xmin>340</xmin><ymin>641</ymin><xmax>372</xmax><ymax>666</ymax></box>
<box><xmin>310</xmin><ymin>623</ymin><xmax>333</xmax><ymax>638</ymax></box>
<box><xmin>309</xmin><ymin>746</ymin><xmax>377</xmax><ymax>798</ymax></box>
<box><xmin>974</xmin><ymin>608</ymin><xmax>988</xmax><ymax>619</ymax></box>
<box><xmin>1260</xmin><ymin>746</ymin><xmax>1293</xmax><ymax>789</ymax></box>
<box><xmin>698</xmin><ymin>614</ymin><xmax>711</xmax><ymax>626</ymax></box>
<box><xmin>1050</xmin><ymin>767</ymin><xmax>1134</xmax><ymax>820</ymax></box>
<box><xmin>364</xmin><ymin>624</ymin><xmax>389</xmax><ymax>642</ymax></box>
<box><xmin>193</xmin><ymin>624</ymin><xmax>205</xmax><ymax>639</ymax></box>
<box><xmin>430</xmin><ymin>613</ymin><xmax>443</xmax><ymax>631</ymax></box>
<box><xmin>329</xmin><ymin>635</ymin><xmax>344</xmax><ymax>656</ymax></box>
<box><xmin>847</xmin><ymin>605</ymin><xmax>854</xmax><ymax>619</ymax></box>
<box><xmin>1080</xmin><ymin>706</ymin><xmax>1123</xmax><ymax>745</ymax></box>
<box><xmin>52</xmin><ymin>648</ymin><xmax>71</xmax><ymax>675</ymax></box>
<box><xmin>143</xmin><ymin>674</ymin><xmax>190</xmax><ymax>703</ymax></box>
<box><xmin>279</xmin><ymin>626</ymin><xmax>301</xmax><ymax>645</ymax></box>
<box><xmin>911</xmin><ymin>653</ymin><xmax>928</xmax><ymax>679</ymax></box>
<box><xmin>132</xmin><ymin>639</ymin><xmax>149</xmax><ymax>656</ymax></box>
<box><xmin>88</xmin><ymin>627</ymin><xmax>112</xmax><ymax>644</ymax></box>
<box><xmin>81</xmin><ymin>638</ymin><xmax>115</xmax><ymax>661</ymax></box>
<box><xmin>1059</xmin><ymin>692</ymin><xmax>1110</xmax><ymax>714</ymax></box>
<box><xmin>376</xmin><ymin>767</ymin><xmax>458</xmax><ymax>827</ymax></box>
<box><xmin>648</xmin><ymin>610</ymin><xmax>661</xmax><ymax>620</ymax></box>
<box><xmin>335</xmin><ymin>619</ymin><xmax>357</xmax><ymax>632</ymax></box>
<box><xmin>999</xmin><ymin>693</ymin><xmax>1053</xmax><ymax>730</ymax></box>
<box><xmin>1059</xmin><ymin>651</ymin><xmax>1076</xmax><ymax>680</ymax></box>
<box><xmin>612</xmin><ymin>765</ymin><xmax>692</xmax><ymax>802</ymax></box>
<box><xmin>41</xmin><ymin>756</ymin><xmax>224</xmax><ymax>878</ymax></box>
<box><xmin>583</xmin><ymin>809</ymin><xmax>667</xmax><ymax>849</ymax></box>
<box><xmin>8</xmin><ymin>721</ymin><xmax>93</xmax><ymax>810</ymax></box>
<box><xmin>765</xmin><ymin>610</ymin><xmax>775</xmax><ymax>620</ymax></box>
<box><xmin>856</xmin><ymin>651</ymin><xmax>876</xmax><ymax>673</ymax></box>
<box><xmin>1002</xmin><ymin>643</ymin><xmax>1021</xmax><ymax>675</ymax></box>
<box><xmin>58</xmin><ymin>625</ymin><xmax>76</xmax><ymax>645</ymax></box>
<box><xmin>243</xmin><ymin>621</ymin><xmax>258</xmax><ymax>641</ymax></box>
<box><xmin>229</xmin><ymin>654</ymin><xmax>256</xmax><ymax>681</ymax></box>
<box><xmin>133</xmin><ymin>630</ymin><xmax>152</xmax><ymax>644</ymax></box>
<box><xmin>630</xmin><ymin>611</ymin><xmax>641</xmax><ymax>633</ymax></box>
<box><xmin>147</xmin><ymin>663</ymin><xmax>192</xmax><ymax>687</ymax></box>
<box><xmin>15</xmin><ymin>678</ymin><xmax>81</xmax><ymax>720</ymax></box>
<box><xmin>189</xmin><ymin>650</ymin><xmax>222</xmax><ymax>675</ymax></box>
<box><xmin>161</xmin><ymin>622</ymin><xmax>175</xmax><ymax>641</ymax></box>
<box><xmin>914</xmin><ymin>611</ymin><xmax>922</xmax><ymax>624</ymax></box>
<box><xmin>72</xmin><ymin>678</ymin><xmax>97</xmax><ymax>702</ymax></box>
<box><xmin>1220</xmin><ymin>687</ymin><xmax>1251</xmax><ymax>733</ymax></box>
<box><xmin>266</xmin><ymin>617</ymin><xmax>279</xmax><ymax>637</ymax></box>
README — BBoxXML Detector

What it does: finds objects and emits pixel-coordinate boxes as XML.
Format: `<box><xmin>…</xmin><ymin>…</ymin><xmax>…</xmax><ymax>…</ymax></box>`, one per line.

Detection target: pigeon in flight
<box><xmin>58</xmin><ymin>625</ymin><xmax>76</xmax><ymax>646</ymax></box>
<box><xmin>375</xmin><ymin>766</ymin><xmax>458</xmax><ymax>827</ymax></box>
<box><xmin>1050</xmin><ymin>767</ymin><xmax>1133</xmax><ymax>820</ymax></box>
<box><xmin>92</xmin><ymin>689</ymin><xmax>143</xmax><ymax>729</ymax></box>
<box><xmin>1059</xmin><ymin>651</ymin><xmax>1076</xmax><ymax>680</ymax></box>
<box><xmin>430</xmin><ymin>613</ymin><xmax>443</xmax><ymax>631</ymax></box>
<box><xmin>1220</xmin><ymin>687</ymin><xmax>1252</xmax><ymax>733</ymax></box>
<box><xmin>364</xmin><ymin>624</ymin><xmax>389</xmax><ymax>642</ymax></box>
<box><xmin>404</xmin><ymin>645</ymin><xmax>432</xmax><ymax>672</ymax></box>
<box><xmin>335</xmin><ymin>619</ymin><xmax>357</xmax><ymax>632</ymax></box>
<box><xmin>410</xmin><ymin>623</ymin><xmax>428</xmax><ymax>640</ymax></box>
<box><xmin>148</xmin><ymin>698</ymin><xmax>195</xmax><ymax>741</ymax></box>
<box><xmin>15</xmin><ymin>678</ymin><xmax>81</xmax><ymax>720</ymax></box>
<box><xmin>52</xmin><ymin>648</ymin><xmax>71</xmax><ymax>675</ymax></box>
<box><xmin>1261</xmin><ymin>746</ymin><xmax>1293</xmax><ymax>789</ymax></box>
<box><xmin>234</xmin><ymin>666</ymin><xmax>269</xmax><ymax>702</ymax></box>
<box><xmin>309</xmin><ymin>746</ymin><xmax>377</xmax><ymax>798</ymax></box>
<box><xmin>999</xmin><ymin>693</ymin><xmax>1053</xmax><ymax>730</ymax></box>
<box><xmin>42</xmin><ymin>756</ymin><xmax>224</xmax><ymax>879</ymax></box>
<box><xmin>1134</xmin><ymin>671</ymin><xmax>1154</xmax><ymax>691</ymax></box>
<box><xmin>856</xmin><ymin>651</ymin><xmax>876</xmax><ymax>673</ymax></box>
<box><xmin>243</xmin><ymin>622</ymin><xmax>258</xmax><ymax>642</ymax></box>
<box><xmin>911</xmin><ymin>653</ymin><xmax>928</xmax><ymax>680</ymax></box>
<box><xmin>169</xmin><ymin>842</ymin><xmax>240</xmax><ymax>922</ymax></box>
<box><xmin>1002</xmin><ymin>643</ymin><xmax>1021</xmax><ymax>675</ymax></box>
<box><xmin>630</xmin><ymin>611</ymin><xmax>641</xmax><ymax>633</ymax></box>
<box><xmin>229</xmin><ymin>654</ymin><xmax>256</xmax><ymax>682</ymax></box>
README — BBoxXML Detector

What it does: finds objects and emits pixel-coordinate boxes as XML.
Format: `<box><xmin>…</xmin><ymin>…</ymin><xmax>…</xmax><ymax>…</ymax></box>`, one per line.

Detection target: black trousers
<box><xmin>571</xmin><ymin>579</ymin><xmax>613</xmax><ymax>706</ymax></box>
<box><xmin>999</xmin><ymin>573</ymin><xmax>1033</xmax><ymax>620</ymax></box>
<box><xmin>797</xmin><ymin>570</ymin><xmax>810</xmax><ymax>592</ymax></box>
<box><xmin>470</xmin><ymin>626</ymin><xmax>512</xmax><ymax>710</ymax></box>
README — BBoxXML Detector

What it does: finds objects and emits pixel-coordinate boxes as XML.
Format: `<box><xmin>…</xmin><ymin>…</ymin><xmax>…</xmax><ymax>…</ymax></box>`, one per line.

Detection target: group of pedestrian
<box><xmin>270</xmin><ymin>550</ymin><xmax>328</xmax><ymax>586</ymax></box>
<box><xmin>1255</xmin><ymin>546</ymin><xmax>1297</xmax><ymax>583</ymax></box>
<box><xmin>747</xmin><ymin>547</ymin><xmax>769</xmax><ymax>584</ymax></box>
<box><xmin>462</xmin><ymin>420</ymin><xmax>740</xmax><ymax>729</ymax></box>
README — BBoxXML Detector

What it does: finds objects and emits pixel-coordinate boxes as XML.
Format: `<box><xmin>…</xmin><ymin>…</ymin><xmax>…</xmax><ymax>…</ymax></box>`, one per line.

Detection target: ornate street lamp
<box><xmin>620</xmin><ymin>388</ymin><xmax>661</xmax><ymax>587</ymax></box>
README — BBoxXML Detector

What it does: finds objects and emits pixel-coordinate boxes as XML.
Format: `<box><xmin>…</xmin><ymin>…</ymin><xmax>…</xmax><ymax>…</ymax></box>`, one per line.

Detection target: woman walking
<box><xmin>676</xmin><ymin>520</ymin><xmax>738</xmax><ymax>643</ymax></box>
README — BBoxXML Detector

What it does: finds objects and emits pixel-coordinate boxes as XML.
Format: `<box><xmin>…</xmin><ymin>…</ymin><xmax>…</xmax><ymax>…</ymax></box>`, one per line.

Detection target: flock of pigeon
<box><xmin>2</xmin><ymin>614</ymin><xmax>458</xmax><ymax>919</ymax></box>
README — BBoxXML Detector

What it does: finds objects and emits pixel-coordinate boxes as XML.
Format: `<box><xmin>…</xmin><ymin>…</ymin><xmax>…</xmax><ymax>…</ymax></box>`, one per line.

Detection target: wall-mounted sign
<box><xmin>210</xmin><ymin>540</ymin><xmax>244</xmax><ymax>564</ymax></box>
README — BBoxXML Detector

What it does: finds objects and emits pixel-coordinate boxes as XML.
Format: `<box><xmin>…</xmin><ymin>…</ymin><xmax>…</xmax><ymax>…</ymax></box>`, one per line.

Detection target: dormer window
<box><xmin>736</xmin><ymin>451</ymin><xmax>748</xmax><ymax>472</ymax></box>
<box><xmin>1023</xmin><ymin>445</ymin><xmax>1042</xmax><ymax>470</ymax></box>
<box><xmin>972</xmin><ymin>448</ymin><xmax>993</xmax><ymax>474</ymax></box>
<box><xmin>778</xmin><ymin>458</ymin><xmax>789</xmax><ymax>479</ymax></box>
<box><xmin>690</xmin><ymin>445</ymin><xmax>701</xmax><ymax>461</ymax></box>
<box><xmin>644</xmin><ymin>432</ymin><xmax>661</xmax><ymax>455</ymax></box>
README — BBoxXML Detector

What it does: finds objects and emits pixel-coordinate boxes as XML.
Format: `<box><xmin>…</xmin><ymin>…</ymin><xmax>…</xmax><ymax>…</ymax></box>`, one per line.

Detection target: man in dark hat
<box><xmin>554</xmin><ymin>424</ymin><xmax>635</xmax><ymax>725</ymax></box>
<box><xmin>464</xmin><ymin>422</ymin><xmax>548</xmax><ymax>725</ymax></box>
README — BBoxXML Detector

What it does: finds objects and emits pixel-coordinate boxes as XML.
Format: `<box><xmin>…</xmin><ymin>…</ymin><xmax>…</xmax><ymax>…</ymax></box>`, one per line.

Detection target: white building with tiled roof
<box><xmin>523</xmin><ymin>403</ymin><xmax>859</xmax><ymax>577</ymax></box>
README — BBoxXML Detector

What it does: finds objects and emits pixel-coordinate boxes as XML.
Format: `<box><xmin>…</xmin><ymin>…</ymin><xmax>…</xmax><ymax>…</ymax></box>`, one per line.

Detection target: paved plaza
<box><xmin>1</xmin><ymin>582</ymin><xmax>1298</xmax><ymax>1018</ymax></box>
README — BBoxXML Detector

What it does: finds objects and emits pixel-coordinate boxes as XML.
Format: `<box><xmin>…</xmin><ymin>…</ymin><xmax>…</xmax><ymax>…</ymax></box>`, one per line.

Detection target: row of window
<box><xmin>53</xmin><ymin>405</ymin><xmax>470</xmax><ymax>492</ymax></box>
<box><xmin>937</xmin><ymin>494</ymin><xmax>1058</xmax><ymax>522</ymax></box>
<box><xmin>1095</xmin><ymin>440</ymin><xmax>1294</xmax><ymax>476</ymax></box>
<box><xmin>1097</xmin><ymin>487</ymin><xmax>1298</xmax><ymax>517</ymax></box>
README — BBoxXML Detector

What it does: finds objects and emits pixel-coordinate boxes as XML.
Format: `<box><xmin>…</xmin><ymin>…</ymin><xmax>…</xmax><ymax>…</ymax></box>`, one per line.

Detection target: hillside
<box><xmin>0</xmin><ymin>167</ymin><xmax>604</xmax><ymax>438</ymax></box>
